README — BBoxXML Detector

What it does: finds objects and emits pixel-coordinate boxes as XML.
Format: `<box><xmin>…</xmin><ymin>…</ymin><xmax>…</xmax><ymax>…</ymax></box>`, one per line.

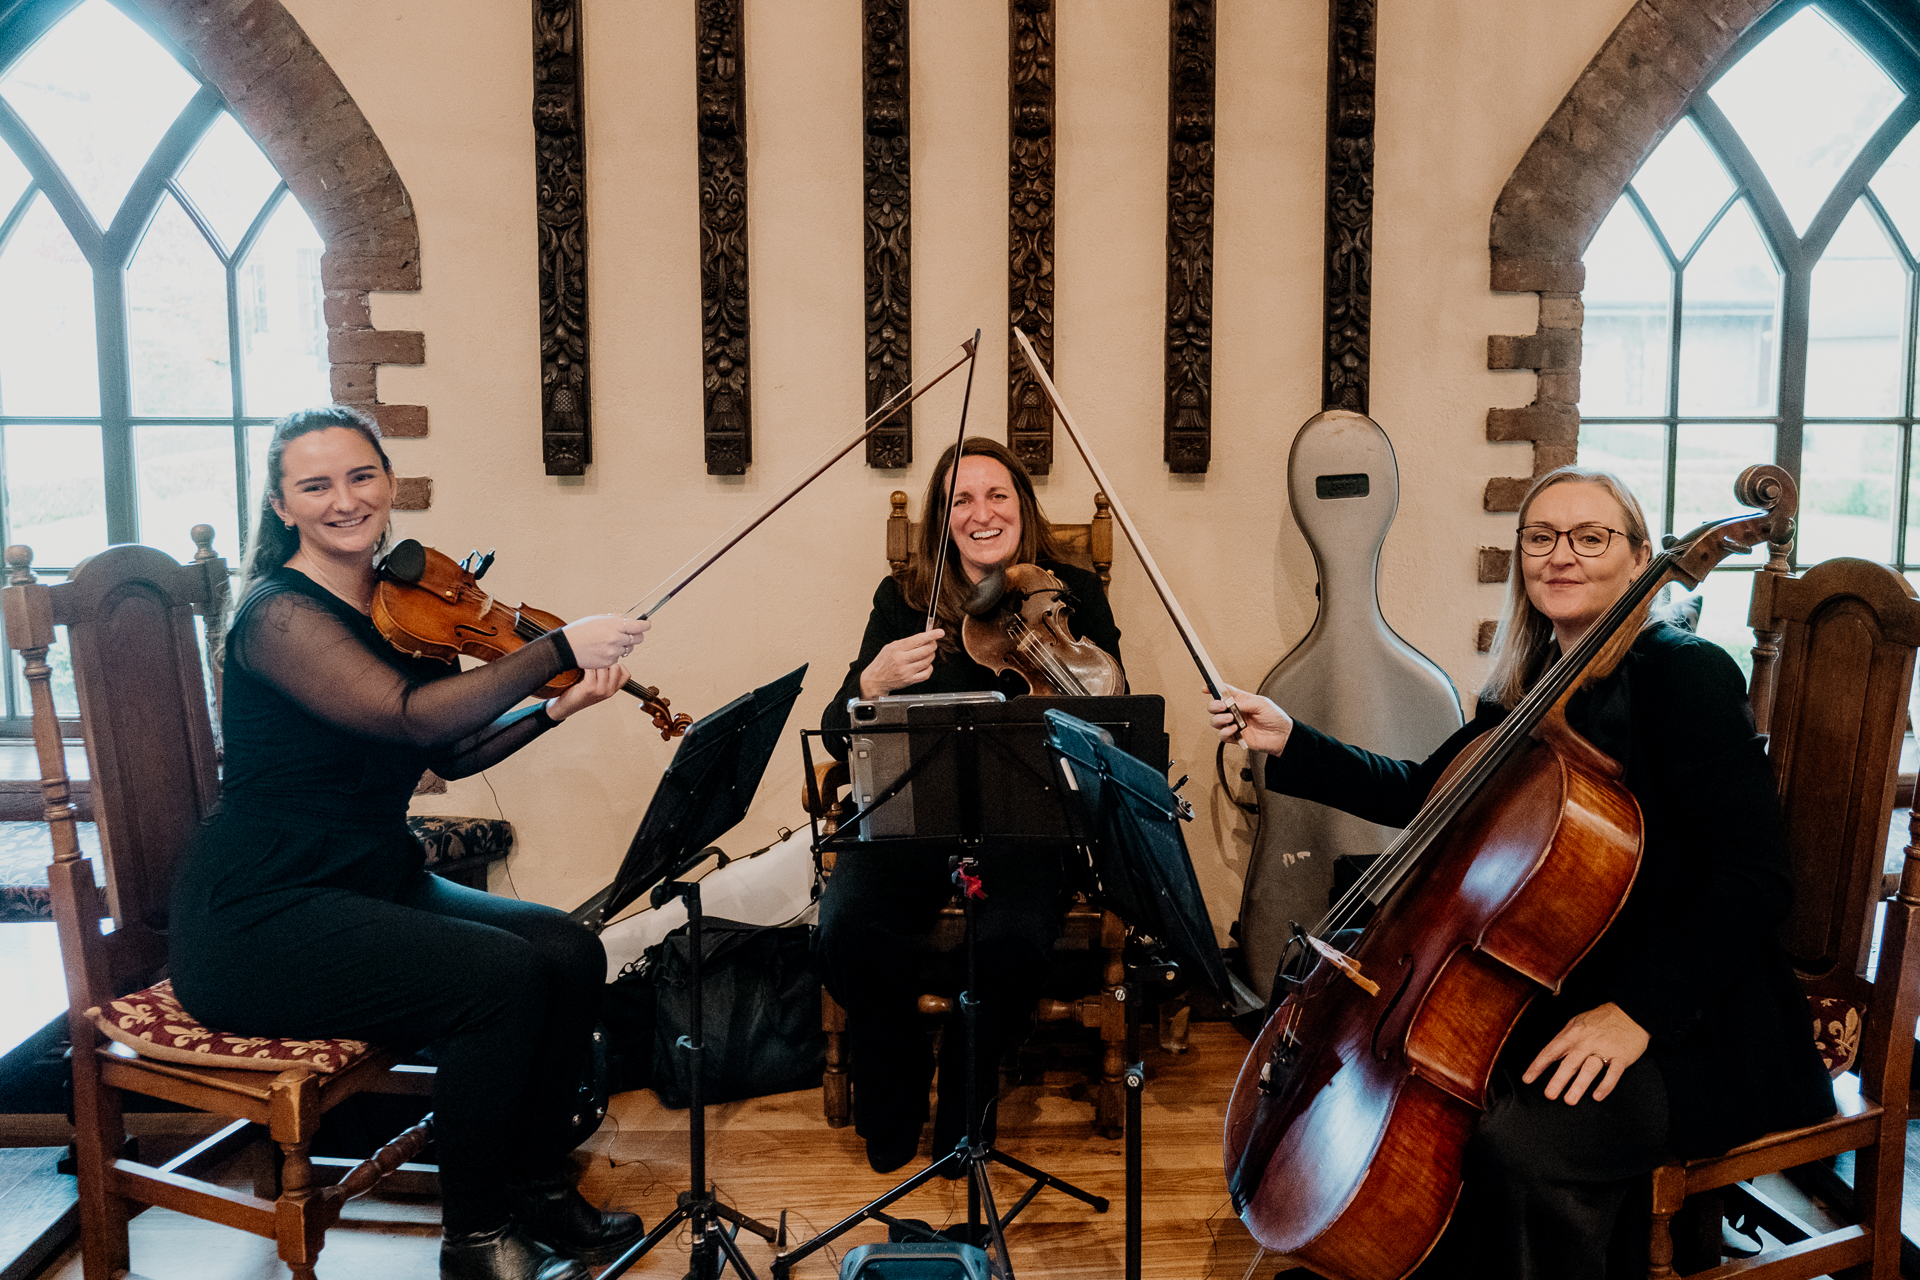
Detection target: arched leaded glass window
<box><xmin>1578</xmin><ymin>0</ymin><xmax>1920</xmax><ymax>661</ymax></box>
<box><xmin>0</xmin><ymin>0</ymin><xmax>328</xmax><ymax>722</ymax></box>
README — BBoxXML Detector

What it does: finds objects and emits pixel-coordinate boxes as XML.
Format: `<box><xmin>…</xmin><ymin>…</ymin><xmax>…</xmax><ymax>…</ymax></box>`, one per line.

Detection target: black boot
<box><xmin>441</xmin><ymin>1223</ymin><xmax>589</xmax><ymax>1280</ymax></box>
<box><xmin>510</xmin><ymin>1173</ymin><xmax>646</xmax><ymax>1264</ymax></box>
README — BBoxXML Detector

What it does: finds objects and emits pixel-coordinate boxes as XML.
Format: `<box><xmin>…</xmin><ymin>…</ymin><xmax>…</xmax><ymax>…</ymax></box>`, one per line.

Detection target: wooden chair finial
<box><xmin>5</xmin><ymin>544</ymin><xmax>33</xmax><ymax>587</ymax></box>
<box><xmin>190</xmin><ymin>525</ymin><xmax>216</xmax><ymax>563</ymax></box>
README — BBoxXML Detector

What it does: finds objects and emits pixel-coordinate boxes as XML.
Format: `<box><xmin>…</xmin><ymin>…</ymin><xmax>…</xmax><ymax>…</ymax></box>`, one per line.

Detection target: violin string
<box><xmin>1004</xmin><ymin>614</ymin><xmax>1090</xmax><ymax>695</ymax></box>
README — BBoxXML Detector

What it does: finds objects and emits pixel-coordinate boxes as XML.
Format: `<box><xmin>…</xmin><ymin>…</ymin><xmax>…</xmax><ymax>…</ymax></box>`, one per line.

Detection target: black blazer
<box><xmin>1266</xmin><ymin>622</ymin><xmax>1836</xmax><ymax>1157</ymax></box>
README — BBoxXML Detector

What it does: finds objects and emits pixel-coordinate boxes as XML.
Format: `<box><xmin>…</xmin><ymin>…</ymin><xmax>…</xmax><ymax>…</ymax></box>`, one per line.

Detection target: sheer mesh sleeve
<box><xmin>432</xmin><ymin>704</ymin><xmax>555</xmax><ymax>779</ymax></box>
<box><xmin>233</xmin><ymin>589</ymin><xmax>570</xmax><ymax>750</ymax></box>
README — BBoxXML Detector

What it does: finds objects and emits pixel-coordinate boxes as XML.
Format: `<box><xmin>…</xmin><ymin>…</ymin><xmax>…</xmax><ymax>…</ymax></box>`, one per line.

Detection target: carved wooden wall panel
<box><xmin>1008</xmin><ymin>0</ymin><xmax>1055</xmax><ymax>475</ymax></box>
<box><xmin>699</xmin><ymin>0</ymin><xmax>752</xmax><ymax>475</ymax></box>
<box><xmin>1324</xmin><ymin>0</ymin><xmax>1375</xmax><ymax>413</ymax></box>
<box><xmin>535</xmin><ymin>0</ymin><xmax>590</xmax><ymax>475</ymax></box>
<box><xmin>864</xmin><ymin>0</ymin><xmax>912</xmax><ymax>468</ymax></box>
<box><xmin>1164</xmin><ymin>0</ymin><xmax>1214</xmax><ymax>473</ymax></box>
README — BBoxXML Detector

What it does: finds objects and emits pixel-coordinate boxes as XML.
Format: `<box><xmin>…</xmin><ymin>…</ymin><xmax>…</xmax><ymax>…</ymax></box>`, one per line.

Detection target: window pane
<box><xmin>1902</xmin><ymin>444</ymin><xmax>1920</xmax><ymax>568</ymax></box>
<box><xmin>0</xmin><ymin>194</ymin><xmax>96</xmax><ymax>416</ymax></box>
<box><xmin>244</xmin><ymin>420</ymin><xmax>271</xmax><ymax>552</ymax></box>
<box><xmin>1677</xmin><ymin>570</ymin><xmax>1758</xmax><ymax>679</ymax></box>
<box><xmin>127</xmin><ymin>193</ymin><xmax>229</xmax><ymax>417</ymax></box>
<box><xmin>1630</xmin><ymin>117</ymin><xmax>1734</xmax><ymax>260</ymax></box>
<box><xmin>1799</xmin><ymin>422</ymin><xmax>1898</xmax><ymax>564</ymax></box>
<box><xmin>1708</xmin><ymin>6</ymin><xmax>1903</xmax><ymax>236</ymax></box>
<box><xmin>238</xmin><ymin>196</ymin><xmax>326</xmax><ymax>416</ymax></box>
<box><xmin>1678</xmin><ymin>201</ymin><xmax>1779</xmax><ymax>417</ymax></box>
<box><xmin>1578</xmin><ymin>421</ymin><xmax>1668</xmax><ymax>532</ymax></box>
<box><xmin>4</xmin><ymin>423</ymin><xmax>104</xmax><ymax>567</ymax></box>
<box><xmin>1871</xmin><ymin>122</ymin><xmax>1920</xmax><ymax>257</ymax></box>
<box><xmin>1581</xmin><ymin>201</ymin><xmax>1672</xmax><ymax>416</ymax></box>
<box><xmin>1673</xmin><ymin>422</ymin><xmax>1775</xmax><ymax>566</ymax></box>
<box><xmin>1807</xmin><ymin>200</ymin><xmax>1907</xmax><ymax>418</ymax></box>
<box><xmin>174</xmin><ymin>112</ymin><xmax>280</xmax><ymax>258</ymax></box>
<box><xmin>0</xmin><ymin>0</ymin><xmax>199</xmax><ymax>231</ymax></box>
<box><xmin>135</xmin><ymin>425</ymin><xmax>236</xmax><ymax>564</ymax></box>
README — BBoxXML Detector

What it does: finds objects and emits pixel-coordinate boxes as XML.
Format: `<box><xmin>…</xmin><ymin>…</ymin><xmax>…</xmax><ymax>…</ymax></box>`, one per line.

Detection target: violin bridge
<box><xmin>1306</xmin><ymin>933</ymin><xmax>1380</xmax><ymax>997</ymax></box>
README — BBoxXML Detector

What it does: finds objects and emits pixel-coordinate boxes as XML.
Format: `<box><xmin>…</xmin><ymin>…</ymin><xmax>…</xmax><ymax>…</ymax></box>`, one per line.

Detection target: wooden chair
<box><xmin>4</xmin><ymin>534</ymin><xmax>435</xmax><ymax>1280</ymax></box>
<box><xmin>1645</xmin><ymin>554</ymin><xmax>1920</xmax><ymax>1279</ymax></box>
<box><xmin>810</xmin><ymin>490</ymin><xmax>1136</xmax><ymax>1136</ymax></box>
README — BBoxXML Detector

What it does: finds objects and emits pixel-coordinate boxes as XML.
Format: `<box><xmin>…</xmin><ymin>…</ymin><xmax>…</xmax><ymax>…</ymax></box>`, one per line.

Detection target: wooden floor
<box><xmin>32</xmin><ymin>1021</ymin><xmax>1273</xmax><ymax>1279</ymax></box>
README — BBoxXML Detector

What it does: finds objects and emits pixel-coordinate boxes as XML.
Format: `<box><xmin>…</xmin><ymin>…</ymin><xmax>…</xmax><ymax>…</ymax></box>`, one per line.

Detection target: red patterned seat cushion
<box><xmin>1810</xmin><ymin>994</ymin><xmax>1864</xmax><ymax>1078</ymax></box>
<box><xmin>88</xmin><ymin>979</ymin><xmax>374</xmax><ymax>1073</ymax></box>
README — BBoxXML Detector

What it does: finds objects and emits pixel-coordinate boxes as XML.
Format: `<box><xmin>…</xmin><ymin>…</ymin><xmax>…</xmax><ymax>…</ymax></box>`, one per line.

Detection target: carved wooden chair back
<box><xmin>1646</xmin><ymin>554</ymin><xmax>1920</xmax><ymax>1278</ymax></box>
<box><xmin>5</xmin><ymin>535</ymin><xmax>432</xmax><ymax>1280</ymax></box>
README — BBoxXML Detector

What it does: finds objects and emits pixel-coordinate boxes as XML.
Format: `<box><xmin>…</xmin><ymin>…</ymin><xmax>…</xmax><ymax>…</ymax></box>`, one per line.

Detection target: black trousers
<box><xmin>1411</xmin><ymin>1058</ymin><xmax>1672</xmax><ymax>1280</ymax></box>
<box><xmin>173</xmin><ymin>871</ymin><xmax>605</xmax><ymax>1234</ymax></box>
<box><xmin>815</xmin><ymin>847</ymin><xmax>1063</xmax><ymax>1146</ymax></box>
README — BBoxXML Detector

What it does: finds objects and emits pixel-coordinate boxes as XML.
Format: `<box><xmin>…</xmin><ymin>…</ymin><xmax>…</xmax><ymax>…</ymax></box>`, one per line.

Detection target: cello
<box><xmin>1221</xmin><ymin>466</ymin><xmax>1797</xmax><ymax>1280</ymax></box>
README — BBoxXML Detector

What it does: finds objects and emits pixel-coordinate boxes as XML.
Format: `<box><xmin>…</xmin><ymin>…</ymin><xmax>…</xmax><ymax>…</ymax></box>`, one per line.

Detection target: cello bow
<box><xmin>1011</xmin><ymin>327</ymin><xmax>1246</xmax><ymax>731</ymax></box>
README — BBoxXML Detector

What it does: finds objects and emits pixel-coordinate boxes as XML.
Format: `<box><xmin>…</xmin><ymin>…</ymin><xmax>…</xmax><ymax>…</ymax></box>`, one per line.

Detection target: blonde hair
<box><xmin>1478</xmin><ymin>466</ymin><xmax>1652</xmax><ymax>710</ymax></box>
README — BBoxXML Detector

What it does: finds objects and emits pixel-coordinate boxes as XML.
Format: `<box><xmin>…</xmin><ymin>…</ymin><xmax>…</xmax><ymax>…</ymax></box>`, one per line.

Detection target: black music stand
<box><xmin>1043</xmin><ymin>708</ymin><xmax>1240</xmax><ymax>1280</ymax></box>
<box><xmin>782</xmin><ymin>704</ymin><xmax>1150</xmax><ymax>1280</ymax></box>
<box><xmin>594</xmin><ymin>665</ymin><xmax>806</xmax><ymax>1280</ymax></box>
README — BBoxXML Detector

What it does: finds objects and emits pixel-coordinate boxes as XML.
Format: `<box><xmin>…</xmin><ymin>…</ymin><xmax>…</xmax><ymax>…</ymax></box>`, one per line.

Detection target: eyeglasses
<box><xmin>1516</xmin><ymin>524</ymin><xmax>1630</xmax><ymax>558</ymax></box>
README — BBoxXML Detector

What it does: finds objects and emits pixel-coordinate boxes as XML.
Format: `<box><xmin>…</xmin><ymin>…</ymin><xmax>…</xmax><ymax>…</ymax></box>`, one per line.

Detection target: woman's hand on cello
<box><xmin>561</xmin><ymin>615</ymin><xmax>650</xmax><ymax>669</ymax></box>
<box><xmin>1522</xmin><ymin>1002</ymin><xmax>1650</xmax><ymax>1105</ymax></box>
<box><xmin>546</xmin><ymin>664</ymin><xmax>626</xmax><ymax>723</ymax></box>
<box><xmin>859</xmin><ymin>627</ymin><xmax>944</xmax><ymax>700</ymax></box>
<box><xmin>1211</xmin><ymin>684</ymin><xmax>1294</xmax><ymax>756</ymax></box>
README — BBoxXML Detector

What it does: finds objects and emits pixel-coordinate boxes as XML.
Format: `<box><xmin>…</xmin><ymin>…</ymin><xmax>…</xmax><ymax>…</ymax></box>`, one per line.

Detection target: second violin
<box><xmin>961</xmin><ymin>562</ymin><xmax>1122</xmax><ymax>696</ymax></box>
<box><xmin>372</xmin><ymin>539</ymin><xmax>692</xmax><ymax>740</ymax></box>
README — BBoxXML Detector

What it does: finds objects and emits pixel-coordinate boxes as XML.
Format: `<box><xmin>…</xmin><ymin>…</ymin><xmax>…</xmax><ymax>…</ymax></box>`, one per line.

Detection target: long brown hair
<box><xmin>1478</xmin><ymin>465</ymin><xmax>1652</xmax><ymax>710</ymax></box>
<box><xmin>900</xmin><ymin>436</ymin><xmax>1065</xmax><ymax>655</ymax></box>
<box><xmin>237</xmin><ymin>405</ymin><xmax>393</xmax><ymax>602</ymax></box>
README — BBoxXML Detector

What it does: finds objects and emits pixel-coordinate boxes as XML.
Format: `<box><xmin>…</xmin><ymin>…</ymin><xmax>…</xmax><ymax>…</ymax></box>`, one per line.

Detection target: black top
<box><xmin>1266</xmin><ymin>621</ymin><xmax>1836</xmax><ymax>1157</ymax></box>
<box><xmin>820</xmin><ymin>559</ymin><xmax>1123</xmax><ymax>758</ymax></box>
<box><xmin>170</xmin><ymin>567</ymin><xmax>569</xmax><ymax>935</ymax></box>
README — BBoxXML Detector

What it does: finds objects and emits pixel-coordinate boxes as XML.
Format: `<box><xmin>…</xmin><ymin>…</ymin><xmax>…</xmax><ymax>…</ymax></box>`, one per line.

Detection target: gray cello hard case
<box><xmin>1236</xmin><ymin>410</ymin><xmax>1464</xmax><ymax>1003</ymax></box>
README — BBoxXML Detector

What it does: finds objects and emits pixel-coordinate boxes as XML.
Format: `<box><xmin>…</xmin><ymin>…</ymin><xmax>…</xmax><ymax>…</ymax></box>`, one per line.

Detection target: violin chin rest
<box><xmin>964</xmin><ymin>565</ymin><xmax>1008</xmax><ymax>617</ymax></box>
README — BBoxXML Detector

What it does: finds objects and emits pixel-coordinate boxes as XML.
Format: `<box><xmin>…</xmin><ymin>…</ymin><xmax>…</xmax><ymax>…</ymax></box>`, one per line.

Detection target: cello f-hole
<box><xmin>1371</xmin><ymin>954</ymin><xmax>1416</xmax><ymax>1062</ymax></box>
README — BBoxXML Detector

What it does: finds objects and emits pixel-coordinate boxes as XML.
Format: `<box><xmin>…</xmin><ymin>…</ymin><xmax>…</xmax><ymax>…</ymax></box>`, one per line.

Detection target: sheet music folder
<box><xmin>571</xmin><ymin>664</ymin><xmax>806</xmax><ymax>932</ymax></box>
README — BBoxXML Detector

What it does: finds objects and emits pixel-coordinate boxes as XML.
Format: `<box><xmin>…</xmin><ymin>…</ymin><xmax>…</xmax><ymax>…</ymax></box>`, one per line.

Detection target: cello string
<box><xmin>623</xmin><ymin>337</ymin><xmax>978</xmax><ymax>620</ymax></box>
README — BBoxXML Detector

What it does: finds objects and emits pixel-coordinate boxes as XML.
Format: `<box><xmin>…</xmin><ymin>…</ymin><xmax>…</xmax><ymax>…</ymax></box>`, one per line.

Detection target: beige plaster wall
<box><xmin>276</xmin><ymin>0</ymin><xmax>1639</xmax><ymax>935</ymax></box>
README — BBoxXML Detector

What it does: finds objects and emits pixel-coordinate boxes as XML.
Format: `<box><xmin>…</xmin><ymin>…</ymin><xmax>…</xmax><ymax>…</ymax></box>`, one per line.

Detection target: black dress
<box><xmin>1264</xmin><ymin>621</ymin><xmax>1835</xmax><ymax>1279</ymax></box>
<box><xmin>169</xmin><ymin>568</ymin><xmax>606</xmax><ymax>1234</ymax></box>
<box><xmin>815</xmin><ymin>561</ymin><xmax>1121</xmax><ymax>1160</ymax></box>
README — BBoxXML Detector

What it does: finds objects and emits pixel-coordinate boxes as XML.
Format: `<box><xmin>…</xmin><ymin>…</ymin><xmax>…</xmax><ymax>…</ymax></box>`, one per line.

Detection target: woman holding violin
<box><xmin>818</xmin><ymin>436</ymin><xmax>1122</xmax><ymax>1174</ymax></box>
<box><xmin>168</xmin><ymin>407</ymin><xmax>649</xmax><ymax>1280</ymax></box>
<box><xmin>1213</xmin><ymin>466</ymin><xmax>1834</xmax><ymax>1279</ymax></box>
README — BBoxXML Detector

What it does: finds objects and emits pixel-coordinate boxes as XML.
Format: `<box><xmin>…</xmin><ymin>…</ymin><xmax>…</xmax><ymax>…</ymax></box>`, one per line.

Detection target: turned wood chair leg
<box><xmin>1647</xmin><ymin>1164</ymin><xmax>1686</xmax><ymax>1280</ymax></box>
<box><xmin>822</xmin><ymin>986</ymin><xmax>851</xmax><ymax>1128</ymax></box>
<box><xmin>70</xmin><ymin>1059</ymin><xmax>131</xmax><ymax>1280</ymax></box>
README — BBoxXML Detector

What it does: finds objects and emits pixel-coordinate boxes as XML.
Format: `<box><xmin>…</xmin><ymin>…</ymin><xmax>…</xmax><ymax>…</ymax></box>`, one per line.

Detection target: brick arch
<box><xmin>1471</xmin><ymin>0</ymin><xmax>1786</xmax><ymax>645</ymax></box>
<box><xmin>139</xmin><ymin>0</ymin><xmax>432</xmax><ymax>508</ymax></box>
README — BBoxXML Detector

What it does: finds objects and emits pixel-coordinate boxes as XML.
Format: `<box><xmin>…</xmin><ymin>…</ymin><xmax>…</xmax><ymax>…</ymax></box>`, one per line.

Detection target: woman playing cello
<box><xmin>817</xmin><ymin>436</ymin><xmax>1122</xmax><ymax>1174</ymax></box>
<box><xmin>168</xmin><ymin>407</ymin><xmax>650</xmax><ymax>1280</ymax></box>
<box><xmin>1212</xmin><ymin>466</ymin><xmax>1835</xmax><ymax>1278</ymax></box>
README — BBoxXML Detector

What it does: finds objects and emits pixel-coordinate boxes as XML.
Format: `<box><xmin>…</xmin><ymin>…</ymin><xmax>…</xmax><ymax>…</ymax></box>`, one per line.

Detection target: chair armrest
<box><xmin>804</xmin><ymin>760</ymin><xmax>849</xmax><ymax>819</ymax></box>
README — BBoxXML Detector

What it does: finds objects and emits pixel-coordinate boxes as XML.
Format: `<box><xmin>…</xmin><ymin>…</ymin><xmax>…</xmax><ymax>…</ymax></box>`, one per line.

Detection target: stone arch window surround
<box><xmin>128</xmin><ymin>0</ymin><xmax>430</xmax><ymax>508</ymax></box>
<box><xmin>1479</xmin><ymin>0</ymin><xmax>1918</xmax><ymax>610</ymax></box>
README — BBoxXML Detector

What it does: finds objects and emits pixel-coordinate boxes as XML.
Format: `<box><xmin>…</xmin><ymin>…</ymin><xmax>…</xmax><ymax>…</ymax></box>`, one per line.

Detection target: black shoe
<box><xmin>441</xmin><ymin>1223</ymin><xmax>589</xmax><ymax>1280</ymax></box>
<box><xmin>864</xmin><ymin>1126</ymin><xmax>919</xmax><ymax>1174</ymax></box>
<box><xmin>510</xmin><ymin>1174</ymin><xmax>646</xmax><ymax>1265</ymax></box>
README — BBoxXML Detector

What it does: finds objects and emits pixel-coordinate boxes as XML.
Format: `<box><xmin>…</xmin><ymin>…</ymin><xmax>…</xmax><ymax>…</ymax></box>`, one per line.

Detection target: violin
<box><xmin>1219</xmin><ymin>467</ymin><xmax>1798</xmax><ymax>1280</ymax></box>
<box><xmin>371</xmin><ymin>539</ymin><xmax>692</xmax><ymax>741</ymax></box>
<box><xmin>960</xmin><ymin>563</ymin><xmax>1122</xmax><ymax>696</ymax></box>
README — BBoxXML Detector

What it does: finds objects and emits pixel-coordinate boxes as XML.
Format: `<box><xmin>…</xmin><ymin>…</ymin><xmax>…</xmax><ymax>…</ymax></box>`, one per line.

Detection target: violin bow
<box><xmin>922</xmin><ymin>328</ymin><xmax>983</xmax><ymax>634</ymax></box>
<box><xmin>627</xmin><ymin>336</ymin><xmax>980</xmax><ymax>621</ymax></box>
<box><xmin>1011</xmin><ymin>327</ymin><xmax>1247</xmax><ymax>733</ymax></box>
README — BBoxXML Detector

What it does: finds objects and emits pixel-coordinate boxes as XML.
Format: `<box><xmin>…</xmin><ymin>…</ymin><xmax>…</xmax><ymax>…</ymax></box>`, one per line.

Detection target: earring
<box><xmin>284</xmin><ymin>522</ymin><xmax>295</xmax><ymax>530</ymax></box>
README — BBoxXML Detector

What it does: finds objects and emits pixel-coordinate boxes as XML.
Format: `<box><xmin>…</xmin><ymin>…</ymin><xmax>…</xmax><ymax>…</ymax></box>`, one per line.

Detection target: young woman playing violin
<box><xmin>168</xmin><ymin>407</ymin><xmax>651</xmax><ymax>1280</ymax></box>
<box><xmin>1211</xmin><ymin>466</ymin><xmax>1834</xmax><ymax>1280</ymax></box>
<box><xmin>818</xmin><ymin>436</ymin><xmax>1122</xmax><ymax>1174</ymax></box>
